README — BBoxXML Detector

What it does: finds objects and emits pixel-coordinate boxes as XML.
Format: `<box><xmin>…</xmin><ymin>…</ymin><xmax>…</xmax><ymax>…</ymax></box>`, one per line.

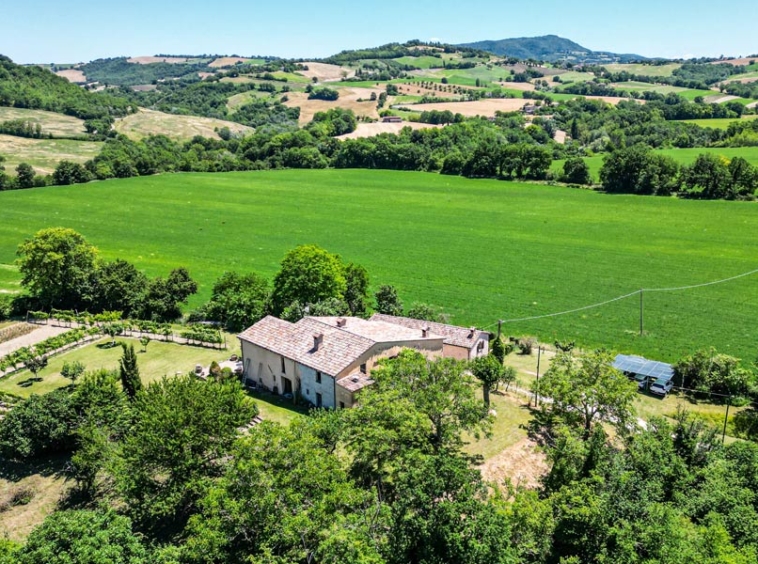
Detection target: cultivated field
<box><xmin>681</xmin><ymin>115</ymin><xmax>758</xmax><ymax>129</ymax></box>
<box><xmin>298</xmin><ymin>62</ymin><xmax>354</xmax><ymax>82</ymax></box>
<box><xmin>0</xmin><ymin>170</ymin><xmax>756</xmax><ymax>361</ymax></box>
<box><xmin>401</xmin><ymin>99</ymin><xmax>529</xmax><ymax>117</ymax></box>
<box><xmin>113</xmin><ymin>108</ymin><xmax>253</xmax><ymax>141</ymax></box>
<box><xmin>604</xmin><ymin>63</ymin><xmax>682</xmax><ymax>77</ymax></box>
<box><xmin>0</xmin><ymin>107</ymin><xmax>87</xmax><ymax>138</ymax></box>
<box><xmin>53</xmin><ymin>68</ymin><xmax>87</xmax><ymax>83</ymax></box>
<box><xmin>0</xmin><ymin>134</ymin><xmax>102</xmax><ymax>175</ymax></box>
<box><xmin>208</xmin><ymin>57</ymin><xmax>255</xmax><ymax>68</ymax></box>
<box><xmin>712</xmin><ymin>58</ymin><xmax>758</xmax><ymax>67</ymax></box>
<box><xmin>336</xmin><ymin>122</ymin><xmax>440</xmax><ymax>139</ymax></box>
<box><xmin>126</xmin><ymin>56</ymin><xmax>189</xmax><ymax>64</ymax></box>
<box><xmin>283</xmin><ymin>88</ymin><xmax>382</xmax><ymax>124</ymax></box>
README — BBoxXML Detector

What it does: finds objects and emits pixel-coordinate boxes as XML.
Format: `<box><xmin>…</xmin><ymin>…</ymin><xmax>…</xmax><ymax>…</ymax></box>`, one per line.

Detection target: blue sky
<box><xmin>2</xmin><ymin>0</ymin><xmax>756</xmax><ymax>63</ymax></box>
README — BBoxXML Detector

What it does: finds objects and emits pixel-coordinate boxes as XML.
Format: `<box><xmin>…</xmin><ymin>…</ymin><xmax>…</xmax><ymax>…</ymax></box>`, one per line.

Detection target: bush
<box><xmin>518</xmin><ymin>336</ymin><xmax>537</xmax><ymax>355</ymax></box>
<box><xmin>0</xmin><ymin>390</ymin><xmax>76</xmax><ymax>460</ymax></box>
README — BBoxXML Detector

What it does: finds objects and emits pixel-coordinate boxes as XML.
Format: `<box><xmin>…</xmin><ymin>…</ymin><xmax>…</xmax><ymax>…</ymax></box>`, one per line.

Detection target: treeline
<box><xmin>112</xmin><ymin>79</ymin><xmax>299</xmax><ymax>128</ymax></box>
<box><xmin>600</xmin><ymin>145</ymin><xmax>758</xmax><ymax>199</ymax></box>
<box><xmin>0</xmin><ymin>55</ymin><xmax>134</xmax><ymax>120</ymax></box>
<box><xmin>10</xmin><ymin>228</ymin><xmax>198</xmax><ymax>321</ymax></box>
<box><xmin>597</xmin><ymin>61</ymin><xmax>753</xmax><ymax>90</ymax></box>
<box><xmin>0</xmin><ymin>111</ymin><xmax>559</xmax><ymax>188</ymax></box>
<box><xmin>79</xmin><ymin>57</ymin><xmax>213</xmax><ymax>86</ymax></box>
<box><xmin>552</xmin><ymin>98</ymin><xmax>753</xmax><ymax>152</ymax></box>
<box><xmin>0</xmin><ymin>119</ymin><xmax>48</xmax><ymax>139</ymax></box>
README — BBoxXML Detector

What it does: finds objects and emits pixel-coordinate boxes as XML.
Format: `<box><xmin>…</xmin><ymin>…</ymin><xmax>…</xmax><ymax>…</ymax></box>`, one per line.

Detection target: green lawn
<box><xmin>0</xmin><ymin>337</ymin><xmax>236</xmax><ymax>398</ymax></box>
<box><xmin>394</xmin><ymin>56</ymin><xmax>446</xmax><ymax>70</ymax></box>
<box><xmin>0</xmin><ymin>263</ymin><xmax>21</xmax><ymax>294</ymax></box>
<box><xmin>552</xmin><ymin>146</ymin><xmax>758</xmax><ymax>183</ymax></box>
<box><xmin>1</xmin><ymin>170</ymin><xmax>757</xmax><ymax>361</ymax></box>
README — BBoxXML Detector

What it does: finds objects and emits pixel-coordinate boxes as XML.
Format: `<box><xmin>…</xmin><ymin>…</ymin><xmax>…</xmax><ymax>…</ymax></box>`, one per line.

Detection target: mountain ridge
<box><xmin>458</xmin><ymin>34</ymin><xmax>649</xmax><ymax>63</ymax></box>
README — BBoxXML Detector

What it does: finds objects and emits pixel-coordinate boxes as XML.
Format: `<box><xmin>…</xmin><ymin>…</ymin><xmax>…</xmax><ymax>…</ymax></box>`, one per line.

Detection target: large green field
<box><xmin>552</xmin><ymin>146</ymin><xmax>758</xmax><ymax>182</ymax></box>
<box><xmin>0</xmin><ymin>170</ymin><xmax>757</xmax><ymax>361</ymax></box>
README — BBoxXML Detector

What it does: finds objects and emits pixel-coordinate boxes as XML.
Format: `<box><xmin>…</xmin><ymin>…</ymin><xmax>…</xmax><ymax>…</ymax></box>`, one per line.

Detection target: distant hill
<box><xmin>458</xmin><ymin>35</ymin><xmax>648</xmax><ymax>64</ymax></box>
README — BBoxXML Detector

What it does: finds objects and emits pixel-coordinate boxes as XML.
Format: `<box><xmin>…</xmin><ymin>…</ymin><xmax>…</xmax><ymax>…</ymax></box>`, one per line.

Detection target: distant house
<box><xmin>381</xmin><ymin>115</ymin><xmax>403</xmax><ymax>123</ymax></box>
<box><xmin>238</xmin><ymin>316</ymin><xmax>444</xmax><ymax>409</ymax></box>
<box><xmin>369</xmin><ymin>314</ymin><xmax>489</xmax><ymax>360</ymax></box>
<box><xmin>522</xmin><ymin>104</ymin><xmax>537</xmax><ymax>115</ymax></box>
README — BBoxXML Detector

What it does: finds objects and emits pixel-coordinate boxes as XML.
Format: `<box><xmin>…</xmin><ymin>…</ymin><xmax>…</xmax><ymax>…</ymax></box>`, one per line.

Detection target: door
<box><xmin>282</xmin><ymin>377</ymin><xmax>293</xmax><ymax>395</ymax></box>
<box><xmin>316</xmin><ymin>393</ymin><xmax>322</xmax><ymax>407</ymax></box>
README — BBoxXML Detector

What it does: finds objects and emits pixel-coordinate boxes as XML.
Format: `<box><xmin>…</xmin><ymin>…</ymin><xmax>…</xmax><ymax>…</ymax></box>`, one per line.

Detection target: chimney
<box><xmin>336</xmin><ymin>318</ymin><xmax>346</xmax><ymax>327</ymax></box>
<box><xmin>469</xmin><ymin>327</ymin><xmax>476</xmax><ymax>338</ymax></box>
<box><xmin>422</xmin><ymin>326</ymin><xmax>430</xmax><ymax>338</ymax></box>
<box><xmin>313</xmin><ymin>333</ymin><xmax>323</xmax><ymax>350</ymax></box>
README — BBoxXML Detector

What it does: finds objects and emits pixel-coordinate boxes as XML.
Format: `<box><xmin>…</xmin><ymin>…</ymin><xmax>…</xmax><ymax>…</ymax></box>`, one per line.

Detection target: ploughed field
<box><xmin>0</xmin><ymin>169</ymin><xmax>756</xmax><ymax>361</ymax></box>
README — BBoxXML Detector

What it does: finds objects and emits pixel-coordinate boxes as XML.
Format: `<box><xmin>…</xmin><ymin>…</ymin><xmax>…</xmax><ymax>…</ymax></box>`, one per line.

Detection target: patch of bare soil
<box><xmin>478</xmin><ymin>437</ymin><xmax>548</xmax><ymax>491</ymax></box>
<box><xmin>127</xmin><ymin>56</ymin><xmax>188</xmax><ymax>64</ymax></box>
<box><xmin>284</xmin><ymin>89</ymin><xmax>382</xmax><ymax>124</ymax></box>
<box><xmin>298</xmin><ymin>62</ymin><xmax>355</xmax><ymax>82</ymax></box>
<box><xmin>554</xmin><ymin>130</ymin><xmax>567</xmax><ymax>144</ymax></box>
<box><xmin>208</xmin><ymin>57</ymin><xmax>252</xmax><ymax>68</ymax></box>
<box><xmin>712</xmin><ymin>58</ymin><xmax>758</xmax><ymax>66</ymax></box>
<box><xmin>398</xmin><ymin>98</ymin><xmax>529</xmax><ymax>117</ymax></box>
<box><xmin>705</xmin><ymin>94</ymin><xmax>741</xmax><ymax>104</ymax></box>
<box><xmin>395</xmin><ymin>83</ymin><xmax>467</xmax><ymax>99</ymax></box>
<box><xmin>497</xmin><ymin>81</ymin><xmax>536</xmax><ymax>91</ymax></box>
<box><xmin>337</xmin><ymin>122</ymin><xmax>441</xmax><ymax>139</ymax></box>
<box><xmin>55</xmin><ymin>69</ymin><xmax>87</xmax><ymax>83</ymax></box>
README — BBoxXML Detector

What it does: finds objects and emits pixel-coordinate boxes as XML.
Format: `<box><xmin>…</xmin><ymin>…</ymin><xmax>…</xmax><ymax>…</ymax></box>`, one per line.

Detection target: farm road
<box><xmin>0</xmin><ymin>324</ymin><xmax>69</xmax><ymax>357</ymax></box>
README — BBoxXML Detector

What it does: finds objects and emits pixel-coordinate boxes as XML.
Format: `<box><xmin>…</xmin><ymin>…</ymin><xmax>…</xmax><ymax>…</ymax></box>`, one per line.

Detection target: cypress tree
<box><xmin>119</xmin><ymin>343</ymin><xmax>142</xmax><ymax>400</ymax></box>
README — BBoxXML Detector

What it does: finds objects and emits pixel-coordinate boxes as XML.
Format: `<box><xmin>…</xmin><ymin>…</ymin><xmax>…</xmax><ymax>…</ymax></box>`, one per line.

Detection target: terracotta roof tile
<box><xmin>369</xmin><ymin>314</ymin><xmax>489</xmax><ymax>349</ymax></box>
<box><xmin>238</xmin><ymin>316</ymin><xmax>374</xmax><ymax>376</ymax></box>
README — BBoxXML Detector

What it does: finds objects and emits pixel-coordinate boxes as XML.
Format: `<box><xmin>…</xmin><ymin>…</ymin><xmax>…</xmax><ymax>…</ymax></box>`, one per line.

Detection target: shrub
<box><xmin>518</xmin><ymin>336</ymin><xmax>537</xmax><ymax>355</ymax></box>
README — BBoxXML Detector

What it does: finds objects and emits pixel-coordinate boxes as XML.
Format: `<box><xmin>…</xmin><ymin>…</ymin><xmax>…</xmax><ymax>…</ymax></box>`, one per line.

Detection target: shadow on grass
<box><xmin>17</xmin><ymin>377</ymin><xmax>43</xmax><ymax>388</ymax></box>
<box><xmin>0</xmin><ymin>454</ymin><xmax>69</xmax><ymax>483</ymax></box>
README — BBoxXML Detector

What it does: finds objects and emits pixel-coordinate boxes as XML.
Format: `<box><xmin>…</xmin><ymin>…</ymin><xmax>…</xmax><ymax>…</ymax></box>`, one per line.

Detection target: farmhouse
<box><xmin>370</xmin><ymin>314</ymin><xmax>490</xmax><ymax>360</ymax></box>
<box><xmin>238</xmin><ymin>314</ymin><xmax>490</xmax><ymax>408</ymax></box>
<box><xmin>381</xmin><ymin>115</ymin><xmax>403</xmax><ymax>123</ymax></box>
<box><xmin>238</xmin><ymin>316</ymin><xmax>444</xmax><ymax>408</ymax></box>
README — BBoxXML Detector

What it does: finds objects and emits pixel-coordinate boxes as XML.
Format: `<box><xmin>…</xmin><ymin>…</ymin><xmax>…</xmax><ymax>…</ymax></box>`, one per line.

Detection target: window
<box><xmin>280</xmin><ymin>356</ymin><xmax>286</xmax><ymax>374</ymax></box>
<box><xmin>477</xmin><ymin>340</ymin><xmax>485</xmax><ymax>352</ymax></box>
<box><xmin>339</xmin><ymin>402</ymin><xmax>345</xmax><ymax>409</ymax></box>
<box><xmin>360</xmin><ymin>363</ymin><xmax>367</xmax><ymax>374</ymax></box>
<box><xmin>316</xmin><ymin>371</ymin><xmax>322</xmax><ymax>384</ymax></box>
<box><xmin>306</xmin><ymin>389</ymin><xmax>309</xmax><ymax>396</ymax></box>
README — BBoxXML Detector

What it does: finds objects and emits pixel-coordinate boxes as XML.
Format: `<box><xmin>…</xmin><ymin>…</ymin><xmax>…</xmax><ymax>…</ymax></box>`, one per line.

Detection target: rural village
<box><xmin>0</xmin><ymin>8</ymin><xmax>758</xmax><ymax>563</ymax></box>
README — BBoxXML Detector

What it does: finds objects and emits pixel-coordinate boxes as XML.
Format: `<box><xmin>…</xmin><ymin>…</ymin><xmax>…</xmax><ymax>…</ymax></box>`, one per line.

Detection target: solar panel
<box><xmin>613</xmin><ymin>354</ymin><xmax>673</xmax><ymax>382</ymax></box>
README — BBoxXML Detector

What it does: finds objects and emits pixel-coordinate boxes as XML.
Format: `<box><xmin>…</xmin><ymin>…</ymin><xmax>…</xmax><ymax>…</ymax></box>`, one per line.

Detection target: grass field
<box><xmin>1</xmin><ymin>170</ymin><xmax>757</xmax><ymax>361</ymax></box>
<box><xmin>603</xmin><ymin>63</ymin><xmax>682</xmax><ymax>77</ymax></box>
<box><xmin>0</xmin><ymin>134</ymin><xmax>102</xmax><ymax>175</ymax></box>
<box><xmin>0</xmin><ymin>107</ymin><xmax>87</xmax><ymax>138</ymax></box>
<box><xmin>114</xmin><ymin>109</ymin><xmax>253</xmax><ymax>141</ymax></box>
<box><xmin>552</xmin><ymin>146</ymin><xmax>758</xmax><ymax>182</ymax></box>
<box><xmin>0</xmin><ymin>336</ymin><xmax>238</xmax><ymax>398</ymax></box>
<box><xmin>681</xmin><ymin>115</ymin><xmax>758</xmax><ymax>129</ymax></box>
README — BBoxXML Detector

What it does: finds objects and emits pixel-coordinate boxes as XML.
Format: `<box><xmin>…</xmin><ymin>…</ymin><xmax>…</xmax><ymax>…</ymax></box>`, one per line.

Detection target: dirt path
<box><xmin>478</xmin><ymin>437</ymin><xmax>548</xmax><ymax>490</ymax></box>
<box><xmin>0</xmin><ymin>324</ymin><xmax>69</xmax><ymax>358</ymax></box>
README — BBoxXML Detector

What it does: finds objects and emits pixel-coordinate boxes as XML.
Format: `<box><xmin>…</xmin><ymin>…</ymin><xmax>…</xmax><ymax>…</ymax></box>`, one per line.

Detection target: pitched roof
<box><xmin>238</xmin><ymin>316</ymin><xmax>375</xmax><ymax>376</ymax></box>
<box><xmin>337</xmin><ymin>371</ymin><xmax>374</xmax><ymax>392</ymax></box>
<box><xmin>369</xmin><ymin>314</ymin><xmax>489</xmax><ymax>349</ymax></box>
<box><xmin>310</xmin><ymin>316</ymin><xmax>444</xmax><ymax>343</ymax></box>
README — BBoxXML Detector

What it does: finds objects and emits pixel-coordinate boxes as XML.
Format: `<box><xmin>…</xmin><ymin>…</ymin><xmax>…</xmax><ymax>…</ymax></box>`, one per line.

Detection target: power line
<box><xmin>481</xmin><ymin>267</ymin><xmax>758</xmax><ymax>329</ymax></box>
<box><xmin>644</xmin><ymin>267</ymin><xmax>758</xmax><ymax>293</ymax></box>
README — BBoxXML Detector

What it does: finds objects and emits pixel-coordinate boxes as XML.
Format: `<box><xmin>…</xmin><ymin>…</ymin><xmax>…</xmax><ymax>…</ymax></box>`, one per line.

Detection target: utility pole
<box><xmin>534</xmin><ymin>346</ymin><xmax>542</xmax><ymax>407</ymax></box>
<box><xmin>497</xmin><ymin>320</ymin><xmax>502</xmax><ymax>340</ymax></box>
<box><xmin>722</xmin><ymin>395</ymin><xmax>732</xmax><ymax>444</ymax></box>
<box><xmin>639</xmin><ymin>289</ymin><xmax>644</xmax><ymax>336</ymax></box>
